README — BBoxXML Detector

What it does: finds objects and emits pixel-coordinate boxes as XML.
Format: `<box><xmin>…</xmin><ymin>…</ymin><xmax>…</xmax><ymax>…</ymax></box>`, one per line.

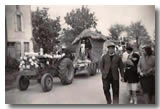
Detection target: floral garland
<box><xmin>19</xmin><ymin>55</ymin><xmax>39</xmax><ymax>71</ymax></box>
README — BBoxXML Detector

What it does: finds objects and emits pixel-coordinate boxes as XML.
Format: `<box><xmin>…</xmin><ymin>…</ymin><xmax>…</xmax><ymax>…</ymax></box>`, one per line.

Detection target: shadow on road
<box><xmin>74</xmin><ymin>73</ymin><xmax>90</xmax><ymax>79</ymax></box>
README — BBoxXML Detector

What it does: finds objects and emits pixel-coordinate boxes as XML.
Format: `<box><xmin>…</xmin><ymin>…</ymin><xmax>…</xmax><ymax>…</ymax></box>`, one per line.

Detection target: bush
<box><xmin>6</xmin><ymin>56</ymin><xmax>19</xmax><ymax>72</ymax></box>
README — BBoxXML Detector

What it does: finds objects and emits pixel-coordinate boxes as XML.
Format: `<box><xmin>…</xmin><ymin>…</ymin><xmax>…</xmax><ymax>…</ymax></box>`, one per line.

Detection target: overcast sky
<box><xmin>31</xmin><ymin>5</ymin><xmax>155</xmax><ymax>40</ymax></box>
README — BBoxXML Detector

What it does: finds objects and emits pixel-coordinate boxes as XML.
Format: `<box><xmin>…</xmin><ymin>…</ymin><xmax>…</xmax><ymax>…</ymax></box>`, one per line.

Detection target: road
<box><xmin>5</xmin><ymin>72</ymin><xmax>130</xmax><ymax>104</ymax></box>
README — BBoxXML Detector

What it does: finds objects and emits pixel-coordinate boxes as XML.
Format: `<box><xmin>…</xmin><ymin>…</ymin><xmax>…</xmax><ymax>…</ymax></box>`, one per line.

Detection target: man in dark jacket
<box><xmin>61</xmin><ymin>45</ymin><xmax>74</xmax><ymax>60</ymax></box>
<box><xmin>100</xmin><ymin>42</ymin><xmax>124</xmax><ymax>104</ymax></box>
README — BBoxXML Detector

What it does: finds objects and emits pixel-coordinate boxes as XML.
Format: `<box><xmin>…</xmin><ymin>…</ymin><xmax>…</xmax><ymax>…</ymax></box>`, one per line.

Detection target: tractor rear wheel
<box><xmin>58</xmin><ymin>58</ymin><xmax>74</xmax><ymax>85</ymax></box>
<box><xmin>41</xmin><ymin>73</ymin><xmax>53</xmax><ymax>92</ymax></box>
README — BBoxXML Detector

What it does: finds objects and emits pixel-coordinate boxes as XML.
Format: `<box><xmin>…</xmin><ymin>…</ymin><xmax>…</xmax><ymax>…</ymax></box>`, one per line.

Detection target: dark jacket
<box><xmin>100</xmin><ymin>53</ymin><xmax>124</xmax><ymax>80</ymax></box>
<box><xmin>125</xmin><ymin>64</ymin><xmax>139</xmax><ymax>83</ymax></box>
<box><xmin>124</xmin><ymin>53</ymin><xmax>140</xmax><ymax>83</ymax></box>
<box><xmin>62</xmin><ymin>48</ymin><xmax>74</xmax><ymax>60</ymax></box>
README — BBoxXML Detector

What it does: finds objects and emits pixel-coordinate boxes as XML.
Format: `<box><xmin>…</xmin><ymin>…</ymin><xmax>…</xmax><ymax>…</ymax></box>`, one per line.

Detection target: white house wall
<box><xmin>6</xmin><ymin>5</ymin><xmax>33</xmax><ymax>57</ymax></box>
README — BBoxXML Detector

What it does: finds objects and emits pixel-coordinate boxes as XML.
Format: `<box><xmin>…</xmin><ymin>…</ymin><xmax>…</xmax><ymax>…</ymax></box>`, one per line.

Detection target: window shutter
<box><xmin>21</xmin><ymin>15</ymin><xmax>24</xmax><ymax>32</ymax></box>
<box><xmin>24</xmin><ymin>42</ymin><xmax>30</xmax><ymax>53</ymax></box>
<box><xmin>16</xmin><ymin>42</ymin><xmax>21</xmax><ymax>59</ymax></box>
<box><xmin>14</xmin><ymin>14</ymin><xmax>18</xmax><ymax>31</ymax></box>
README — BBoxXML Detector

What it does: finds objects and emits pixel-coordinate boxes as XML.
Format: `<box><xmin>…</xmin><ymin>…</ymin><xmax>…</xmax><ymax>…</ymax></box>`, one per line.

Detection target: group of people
<box><xmin>79</xmin><ymin>38</ymin><xmax>92</xmax><ymax>60</ymax></box>
<box><xmin>100</xmin><ymin>41</ymin><xmax>155</xmax><ymax>104</ymax></box>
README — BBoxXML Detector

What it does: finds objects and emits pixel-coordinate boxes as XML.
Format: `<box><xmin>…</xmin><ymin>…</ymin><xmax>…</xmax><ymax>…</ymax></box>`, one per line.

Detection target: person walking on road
<box><xmin>138</xmin><ymin>45</ymin><xmax>155</xmax><ymax>104</ymax></box>
<box><xmin>124</xmin><ymin>47</ymin><xmax>140</xmax><ymax>104</ymax></box>
<box><xmin>100</xmin><ymin>42</ymin><xmax>124</xmax><ymax>104</ymax></box>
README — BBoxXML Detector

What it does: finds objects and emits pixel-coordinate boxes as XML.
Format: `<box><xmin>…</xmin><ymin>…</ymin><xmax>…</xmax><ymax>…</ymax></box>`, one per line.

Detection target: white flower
<box><xmin>31</xmin><ymin>62</ymin><xmax>34</xmax><ymax>66</ymax></box>
<box><xmin>46</xmin><ymin>54</ymin><xmax>53</xmax><ymax>58</ymax></box>
<box><xmin>19</xmin><ymin>63</ymin><xmax>22</xmax><ymax>66</ymax></box>
<box><xmin>35</xmin><ymin>64</ymin><xmax>39</xmax><ymax>68</ymax></box>
<box><xmin>21</xmin><ymin>61</ymin><xmax>25</xmax><ymax>64</ymax></box>
<box><xmin>46</xmin><ymin>61</ymin><xmax>49</xmax><ymax>65</ymax></box>
<box><xmin>21</xmin><ymin>62</ymin><xmax>24</xmax><ymax>66</ymax></box>
<box><xmin>23</xmin><ymin>65</ymin><xmax>25</xmax><ymax>69</ymax></box>
<box><xmin>32</xmin><ymin>56</ymin><xmax>35</xmax><ymax>60</ymax></box>
<box><xmin>19</xmin><ymin>65</ymin><xmax>22</xmax><ymax>69</ymax></box>
<box><xmin>26</xmin><ymin>65</ymin><xmax>30</xmax><ymax>69</ymax></box>
<box><xmin>31</xmin><ymin>60</ymin><xmax>34</xmax><ymax>63</ymax></box>
<box><xmin>24</xmin><ymin>56</ymin><xmax>27</xmax><ymax>60</ymax></box>
<box><xmin>20</xmin><ymin>57</ymin><xmax>23</xmax><ymax>60</ymax></box>
<box><xmin>61</xmin><ymin>53</ymin><xmax>65</xmax><ymax>57</ymax></box>
<box><xmin>29</xmin><ymin>58</ymin><xmax>32</xmax><ymax>62</ymax></box>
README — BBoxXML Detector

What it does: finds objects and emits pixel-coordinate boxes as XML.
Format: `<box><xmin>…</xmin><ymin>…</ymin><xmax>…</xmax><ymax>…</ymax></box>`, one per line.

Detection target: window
<box><xmin>15</xmin><ymin>5</ymin><xmax>23</xmax><ymax>32</ymax></box>
<box><xmin>7</xmin><ymin>42</ymin><xmax>15</xmax><ymax>47</ymax></box>
<box><xmin>16</xmin><ymin>14</ymin><xmax>22</xmax><ymax>31</ymax></box>
<box><xmin>7</xmin><ymin>42</ymin><xmax>21</xmax><ymax>59</ymax></box>
<box><xmin>7</xmin><ymin>42</ymin><xmax>16</xmax><ymax>58</ymax></box>
<box><xmin>24</xmin><ymin>42</ymin><xmax>29</xmax><ymax>53</ymax></box>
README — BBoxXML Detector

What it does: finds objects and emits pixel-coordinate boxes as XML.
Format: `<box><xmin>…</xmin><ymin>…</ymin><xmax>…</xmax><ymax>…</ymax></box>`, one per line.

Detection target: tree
<box><xmin>64</xmin><ymin>6</ymin><xmax>97</xmax><ymax>36</ymax></box>
<box><xmin>127</xmin><ymin>21</ymin><xmax>150</xmax><ymax>48</ymax></box>
<box><xmin>60</xmin><ymin>28</ymin><xmax>76</xmax><ymax>45</ymax></box>
<box><xmin>32</xmin><ymin>7</ymin><xmax>61</xmax><ymax>53</ymax></box>
<box><xmin>108</xmin><ymin>24</ymin><xmax>126</xmax><ymax>40</ymax></box>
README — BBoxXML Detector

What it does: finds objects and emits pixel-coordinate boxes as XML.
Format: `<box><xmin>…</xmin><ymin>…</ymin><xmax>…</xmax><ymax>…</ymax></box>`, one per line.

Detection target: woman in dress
<box><xmin>125</xmin><ymin>47</ymin><xmax>140</xmax><ymax>104</ymax></box>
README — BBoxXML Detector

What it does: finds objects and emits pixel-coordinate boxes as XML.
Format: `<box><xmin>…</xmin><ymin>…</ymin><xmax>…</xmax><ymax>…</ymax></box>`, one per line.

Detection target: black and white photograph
<box><xmin>5</xmin><ymin>5</ymin><xmax>155</xmax><ymax>104</ymax></box>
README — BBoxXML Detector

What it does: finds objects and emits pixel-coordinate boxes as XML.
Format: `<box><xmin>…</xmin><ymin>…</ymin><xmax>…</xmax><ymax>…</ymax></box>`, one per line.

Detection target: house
<box><xmin>5</xmin><ymin>5</ymin><xmax>33</xmax><ymax>60</ymax></box>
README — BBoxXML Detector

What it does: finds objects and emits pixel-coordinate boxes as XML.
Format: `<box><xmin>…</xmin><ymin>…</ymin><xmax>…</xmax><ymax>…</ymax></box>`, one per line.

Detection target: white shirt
<box><xmin>80</xmin><ymin>43</ymin><xmax>85</xmax><ymax>54</ymax></box>
<box><xmin>122</xmin><ymin>51</ymin><xmax>129</xmax><ymax>63</ymax></box>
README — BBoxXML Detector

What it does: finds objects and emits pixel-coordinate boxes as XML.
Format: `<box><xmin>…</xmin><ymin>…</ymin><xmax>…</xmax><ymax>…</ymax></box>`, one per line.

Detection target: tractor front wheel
<box><xmin>17</xmin><ymin>75</ymin><xmax>30</xmax><ymax>91</ymax></box>
<box><xmin>41</xmin><ymin>73</ymin><xmax>53</xmax><ymax>92</ymax></box>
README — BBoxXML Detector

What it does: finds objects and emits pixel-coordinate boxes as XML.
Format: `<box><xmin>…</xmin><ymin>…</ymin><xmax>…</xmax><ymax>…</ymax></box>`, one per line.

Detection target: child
<box><xmin>125</xmin><ymin>53</ymin><xmax>140</xmax><ymax>104</ymax></box>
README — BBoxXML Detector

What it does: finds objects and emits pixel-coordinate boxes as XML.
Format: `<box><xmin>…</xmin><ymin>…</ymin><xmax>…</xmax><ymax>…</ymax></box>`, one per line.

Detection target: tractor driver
<box><xmin>61</xmin><ymin>44</ymin><xmax>73</xmax><ymax>60</ymax></box>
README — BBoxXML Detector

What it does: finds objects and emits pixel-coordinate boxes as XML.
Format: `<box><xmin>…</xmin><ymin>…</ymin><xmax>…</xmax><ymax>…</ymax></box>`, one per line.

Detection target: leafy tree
<box><xmin>108</xmin><ymin>24</ymin><xmax>126</xmax><ymax>40</ymax></box>
<box><xmin>60</xmin><ymin>28</ymin><xmax>76</xmax><ymax>44</ymax></box>
<box><xmin>32</xmin><ymin>7</ymin><xmax>61</xmax><ymax>53</ymax></box>
<box><xmin>127</xmin><ymin>21</ymin><xmax>150</xmax><ymax>48</ymax></box>
<box><xmin>64</xmin><ymin>6</ymin><xmax>97</xmax><ymax>36</ymax></box>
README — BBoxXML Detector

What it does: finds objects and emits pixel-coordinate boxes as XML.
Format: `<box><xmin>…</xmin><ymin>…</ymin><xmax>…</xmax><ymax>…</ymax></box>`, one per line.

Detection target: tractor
<box><xmin>16</xmin><ymin>48</ymin><xmax>74</xmax><ymax>92</ymax></box>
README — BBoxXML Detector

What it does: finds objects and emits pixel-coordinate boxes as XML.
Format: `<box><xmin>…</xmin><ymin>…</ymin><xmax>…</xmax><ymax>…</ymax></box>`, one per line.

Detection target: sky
<box><xmin>31</xmin><ymin>5</ymin><xmax>155</xmax><ymax>40</ymax></box>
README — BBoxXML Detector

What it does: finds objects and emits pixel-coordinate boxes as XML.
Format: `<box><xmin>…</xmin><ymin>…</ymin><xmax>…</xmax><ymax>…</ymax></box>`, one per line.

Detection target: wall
<box><xmin>5</xmin><ymin>5</ymin><xmax>33</xmax><ymax>58</ymax></box>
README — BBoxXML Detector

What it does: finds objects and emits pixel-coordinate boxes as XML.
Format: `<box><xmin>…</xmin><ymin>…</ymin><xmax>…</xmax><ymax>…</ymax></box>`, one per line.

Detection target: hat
<box><xmin>107</xmin><ymin>42</ymin><xmax>115</xmax><ymax>48</ymax></box>
<box><xmin>141</xmin><ymin>44</ymin><xmax>149</xmax><ymax>49</ymax></box>
<box><xmin>126</xmin><ymin>46</ymin><xmax>133</xmax><ymax>51</ymax></box>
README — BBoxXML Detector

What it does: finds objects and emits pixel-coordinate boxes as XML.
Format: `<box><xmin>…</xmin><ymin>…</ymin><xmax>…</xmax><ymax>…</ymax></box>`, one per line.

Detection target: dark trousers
<box><xmin>102</xmin><ymin>72</ymin><xmax>119</xmax><ymax>104</ymax></box>
<box><xmin>140</xmin><ymin>75</ymin><xmax>155</xmax><ymax>104</ymax></box>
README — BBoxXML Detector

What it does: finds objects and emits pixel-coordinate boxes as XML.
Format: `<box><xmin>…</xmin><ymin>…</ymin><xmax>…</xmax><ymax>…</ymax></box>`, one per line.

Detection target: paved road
<box><xmin>5</xmin><ymin>72</ymin><xmax>130</xmax><ymax>104</ymax></box>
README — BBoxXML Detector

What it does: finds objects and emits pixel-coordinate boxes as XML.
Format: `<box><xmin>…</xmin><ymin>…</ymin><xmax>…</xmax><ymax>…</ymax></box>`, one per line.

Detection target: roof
<box><xmin>72</xmin><ymin>29</ymin><xmax>108</xmax><ymax>44</ymax></box>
